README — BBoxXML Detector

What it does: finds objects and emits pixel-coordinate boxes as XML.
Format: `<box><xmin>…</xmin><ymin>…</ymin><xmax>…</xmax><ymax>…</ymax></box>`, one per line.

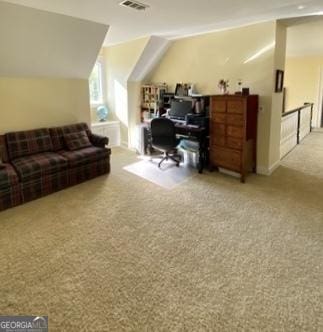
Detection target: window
<box><xmin>89</xmin><ymin>60</ymin><xmax>104</xmax><ymax>105</ymax></box>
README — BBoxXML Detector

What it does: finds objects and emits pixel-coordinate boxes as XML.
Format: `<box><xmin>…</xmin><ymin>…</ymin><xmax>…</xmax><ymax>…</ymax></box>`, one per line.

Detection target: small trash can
<box><xmin>178</xmin><ymin>139</ymin><xmax>199</xmax><ymax>168</ymax></box>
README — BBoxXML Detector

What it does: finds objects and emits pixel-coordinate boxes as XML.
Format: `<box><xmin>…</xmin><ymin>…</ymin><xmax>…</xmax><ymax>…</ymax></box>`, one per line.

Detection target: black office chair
<box><xmin>150</xmin><ymin>118</ymin><xmax>181</xmax><ymax>168</ymax></box>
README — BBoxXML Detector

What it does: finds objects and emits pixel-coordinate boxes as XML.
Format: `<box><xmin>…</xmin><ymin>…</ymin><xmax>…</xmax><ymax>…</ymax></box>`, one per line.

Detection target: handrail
<box><xmin>282</xmin><ymin>103</ymin><xmax>314</xmax><ymax>117</ymax></box>
<box><xmin>282</xmin><ymin>103</ymin><xmax>314</xmax><ymax>144</ymax></box>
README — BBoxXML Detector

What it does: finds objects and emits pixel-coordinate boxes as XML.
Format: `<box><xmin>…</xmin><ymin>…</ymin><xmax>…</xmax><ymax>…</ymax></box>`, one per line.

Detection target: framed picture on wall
<box><xmin>275</xmin><ymin>70</ymin><xmax>284</xmax><ymax>93</ymax></box>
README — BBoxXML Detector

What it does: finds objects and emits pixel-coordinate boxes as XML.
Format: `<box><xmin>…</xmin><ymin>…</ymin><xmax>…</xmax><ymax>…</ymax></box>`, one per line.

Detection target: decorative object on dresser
<box><xmin>91</xmin><ymin>121</ymin><xmax>121</xmax><ymax>147</ymax></box>
<box><xmin>242</xmin><ymin>88</ymin><xmax>250</xmax><ymax>96</ymax></box>
<box><xmin>236</xmin><ymin>79</ymin><xmax>243</xmax><ymax>94</ymax></box>
<box><xmin>218</xmin><ymin>79</ymin><xmax>229</xmax><ymax>94</ymax></box>
<box><xmin>209</xmin><ymin>95</ymin><xmax>258</xmax><ymax>183</ymax></box>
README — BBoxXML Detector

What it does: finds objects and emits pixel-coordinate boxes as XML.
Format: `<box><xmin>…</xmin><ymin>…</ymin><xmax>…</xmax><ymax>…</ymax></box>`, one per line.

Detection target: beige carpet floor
<box><xmin>0</xmin><ymin>132</ymin><xmax>322</xmax><ymax>331</ymax></box>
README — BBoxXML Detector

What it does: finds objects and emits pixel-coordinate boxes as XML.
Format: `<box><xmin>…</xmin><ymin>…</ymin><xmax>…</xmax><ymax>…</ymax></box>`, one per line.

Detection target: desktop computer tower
<box><xmin>136</xmin><ymin>124</ymin><xmax>151</xmax><ymax>155</ymax></box>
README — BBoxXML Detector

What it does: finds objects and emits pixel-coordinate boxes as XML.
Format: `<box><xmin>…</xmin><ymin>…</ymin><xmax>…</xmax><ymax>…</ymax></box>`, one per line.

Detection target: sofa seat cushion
<box><xmin>0</xmin><ymin>164</ymin><xmax>19</xmax><ymax>190</ymax></box>
<box><xmin>58</xmin><ymin>146</ymin><xmax>109</xmax><ymax>168</ymax></box>
<box><xmin>6</xmin><ymin>128</ymin><xmax>53</xmax><ymax>160</ymax></box>
<box><xmin>12</xmin><ymin>152</ymin><xmax>68</xmax><ymax>182</ymax></box>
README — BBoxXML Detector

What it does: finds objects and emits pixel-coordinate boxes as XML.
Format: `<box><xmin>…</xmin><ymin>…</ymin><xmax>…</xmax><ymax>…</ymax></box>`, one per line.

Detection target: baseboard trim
<box><xmin>219</xmin><ymin>168</ymin><xmax>240</xmax><ymax>178</ymax></box>
<box><xmin>257</xmin><ymin>160</ymin><xmax>280</xmax><ymax>176</ymax></box>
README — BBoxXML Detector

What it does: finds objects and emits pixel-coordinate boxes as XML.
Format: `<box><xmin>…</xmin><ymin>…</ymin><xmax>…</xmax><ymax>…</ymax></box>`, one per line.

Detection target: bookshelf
<box><xmin>141</xmin><ymin>83</ymin><xmax>167</xmax><ymax>121</ymax></box>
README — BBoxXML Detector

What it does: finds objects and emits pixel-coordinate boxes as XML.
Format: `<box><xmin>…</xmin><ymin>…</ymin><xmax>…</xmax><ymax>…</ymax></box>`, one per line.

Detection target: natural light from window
<box><xmin>114</xmin><ymin>80</ymin><xmax>128</xmax><ymax>126</ymax></box>
<box><xmin>89</xmin><ymin>60</ymin><xmax>104</xmax><ymax>105</ymax></box>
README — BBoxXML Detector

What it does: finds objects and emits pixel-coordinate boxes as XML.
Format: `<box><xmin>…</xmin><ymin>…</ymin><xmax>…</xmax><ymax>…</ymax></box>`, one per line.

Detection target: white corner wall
<box><xmin>103</xmin><ymin>36</ymin><xmax>171</xmax><ymax>148</ymax></box>
<box><xmin>0</xmin><ymin>1</ymin><xmax>108</xmax><ymax>79</ymax></box>
<box><xmin>268</xmin><ymin>22</ymin><xmax>287</xmax><ymax>171</ymax></box>
<box><xmin>0</xmin><ymin>2</ymin><xmax>108</xmax><ymax>133</ymax></box>
<box><xmin>149</xmin><ymin>22</ymin><xmax>280</xmax><ymax>173</ymax></box>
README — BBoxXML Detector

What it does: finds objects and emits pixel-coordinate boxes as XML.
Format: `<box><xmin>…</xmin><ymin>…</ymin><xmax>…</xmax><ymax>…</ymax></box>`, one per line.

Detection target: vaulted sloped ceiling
<box><xmin>0</xmin><ymin>1</ymin><xmax>109</xmax><ymax>78</ymax></box>
<box><xmin>3</xmin><ymin>0</ymin><xmax>323</xmax><ymax>45</ymax></box>
<box><xmin>129</xmin><ymin>36</ymin><xmax>171</xmax><ymax>82</ymax></box>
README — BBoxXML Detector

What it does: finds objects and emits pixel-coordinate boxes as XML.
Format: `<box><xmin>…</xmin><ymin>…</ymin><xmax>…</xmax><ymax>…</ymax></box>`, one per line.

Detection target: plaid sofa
<box><xmin>0</xmin><ymin>123</ymin><xmax>111</xmax><ymax>211</ymax></box>
<box><xmin>0</xmin><ymin>163</ymin><xmax>22</xmax><ymax>211</ymax></box>
<box><xmin>0</xmin><ymin>135</ymin><xmax>21</xmax><ymax>211</ymax></box>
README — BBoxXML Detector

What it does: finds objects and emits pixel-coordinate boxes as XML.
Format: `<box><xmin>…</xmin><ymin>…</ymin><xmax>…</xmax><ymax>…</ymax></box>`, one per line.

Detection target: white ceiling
<box><xmin>286</xmin><ymin>18</ymin><xmax>323</xmax><ymax>56</ymax></box>
<box><xmin>3</xmin><ymin>0</ymin><xmax>323</xmax><ymax>46</ymax></box>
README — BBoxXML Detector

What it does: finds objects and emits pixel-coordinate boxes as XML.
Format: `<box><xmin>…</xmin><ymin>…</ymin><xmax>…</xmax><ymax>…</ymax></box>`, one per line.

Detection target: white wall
<box><xmin>0</xmin><ymin>1</ymin><xmax>108</xmax><ymax>79</ymax></box>
<box><xmin>0</xmin><ymin>2</ymin><xmax>107</xmax><ymax>133</ymax></box>
<box><xmin>149</xmin><ymin>21</ymin><xmax>286</xmax><ymax>174</ymax></box>
<box><xmin>285</xmin><ymin>56</ymin><xmax>323</xmax><ymax>127</ymax></box>
<box><xmin>0</xmin><ymin>78</ymin><xmax>91</xmax><ymax>133</ymax></box>
<box><xmin>268</xmin><ymin>22</ymin><xmax>287</xmax><ymax>169</ymax></box>
<box><xmin>103</xmin><ymin>37</ymin><xmax>149</xmax><ymax>146</ymax></box>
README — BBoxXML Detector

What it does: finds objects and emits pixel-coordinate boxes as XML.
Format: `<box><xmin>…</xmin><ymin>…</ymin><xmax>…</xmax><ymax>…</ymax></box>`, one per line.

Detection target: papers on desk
<box><xmin>171</xmin><ymin>119</ymin><xmax>199</xmax><ymax>128</ymax></box>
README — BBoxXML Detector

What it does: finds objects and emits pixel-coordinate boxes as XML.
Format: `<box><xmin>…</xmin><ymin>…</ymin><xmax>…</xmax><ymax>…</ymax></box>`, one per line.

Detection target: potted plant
<box><xmin>218</xmin><ymin>79</ymin><xmax>229</xmax><ymax>94</ymax></box>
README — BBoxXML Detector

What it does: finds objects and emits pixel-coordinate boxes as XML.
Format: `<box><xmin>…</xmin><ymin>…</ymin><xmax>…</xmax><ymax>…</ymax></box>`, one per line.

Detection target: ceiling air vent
<box><xmin>119</xmin><ymin>0</ymin><xmax>149</xmax><ymax>11</ymax></box>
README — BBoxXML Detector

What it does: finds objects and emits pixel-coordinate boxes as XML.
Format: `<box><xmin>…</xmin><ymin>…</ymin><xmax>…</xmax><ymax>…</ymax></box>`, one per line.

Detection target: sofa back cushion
<box><xmin>6</xmin><ymin>128</ymin><xmax>53</xmax><ymax>160</ymax></box>
<box><xmin>64</xmin><ymin>130</ymin><xmax>92</xmax><ymax>151</ymax></box>
<box><xmin>0</xmin><ymin>135</ymin><xmax>9</xmax><ymax>164</ymax></box>
<box><xmin>49</xmin><ymin>123</ymin><xmax>91</xmax><ymax>151</ymax></box>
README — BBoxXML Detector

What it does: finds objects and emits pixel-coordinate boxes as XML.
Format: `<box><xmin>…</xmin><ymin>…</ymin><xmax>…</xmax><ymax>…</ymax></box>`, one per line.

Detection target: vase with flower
<box><xmin>218</xmin><ymin>79</ymin><xmax>229</xmax><ymax>94</ymax></box>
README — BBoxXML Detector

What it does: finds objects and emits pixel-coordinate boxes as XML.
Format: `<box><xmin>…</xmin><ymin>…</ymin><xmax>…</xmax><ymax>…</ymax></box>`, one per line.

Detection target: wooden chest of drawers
<box><xmin>209</xmin><ymin>95</ymin><xmax>258</xmax><ymax>182</ymax></box>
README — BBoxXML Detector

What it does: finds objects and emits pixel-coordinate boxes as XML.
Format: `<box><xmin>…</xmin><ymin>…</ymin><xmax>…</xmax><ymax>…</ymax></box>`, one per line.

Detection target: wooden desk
<box><xmin>143</xmin><ymin>120</ymin><xmax>209</xmax><ymax>173</ymax></box>
<box><xmin>174</xmin><ymin>123</ymin><xmax>208</xmax><ymax>173</ymax></box>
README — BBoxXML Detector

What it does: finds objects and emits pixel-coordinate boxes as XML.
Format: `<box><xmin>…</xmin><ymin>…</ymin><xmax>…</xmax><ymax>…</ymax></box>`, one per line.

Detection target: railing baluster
<box><xmin>280</xmin><ymin>102</ymin><xmax>314</xmax><ymax>159</ymax></box>
<box><xmin>297</xmin><ymin>109</ymin><xmax>301</xmax><ymax>144</ymax></box>
<box><xmin>310</xmin><ymin>103</ymin><xmax>313</xmax><ymax>132</ymax></box>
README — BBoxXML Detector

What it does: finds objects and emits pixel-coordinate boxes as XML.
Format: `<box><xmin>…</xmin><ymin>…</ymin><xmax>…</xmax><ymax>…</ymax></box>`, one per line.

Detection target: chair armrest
<box><xmin>90</xmin><ymin>133</ymin><xmax>109</xmax><ymax>148</ymax></box>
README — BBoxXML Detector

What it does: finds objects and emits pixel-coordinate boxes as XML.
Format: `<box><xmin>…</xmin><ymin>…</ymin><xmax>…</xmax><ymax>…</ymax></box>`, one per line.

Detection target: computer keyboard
<box><xmin>169</xmin><ymin>117</ymin><xmax>186</xmax><ymax>124</ymax></box>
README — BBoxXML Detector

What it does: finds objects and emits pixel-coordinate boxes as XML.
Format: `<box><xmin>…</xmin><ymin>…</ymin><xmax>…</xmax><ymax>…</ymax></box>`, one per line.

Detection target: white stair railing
<box><xmin>299</xmin><ymin>106</ymin><xmax>312</xmax><ymax>141</ymax></box>
<box><xmin>280</xmin><ymin>103</ymin><xmax>313</xmax><ymax>159</ymax></box>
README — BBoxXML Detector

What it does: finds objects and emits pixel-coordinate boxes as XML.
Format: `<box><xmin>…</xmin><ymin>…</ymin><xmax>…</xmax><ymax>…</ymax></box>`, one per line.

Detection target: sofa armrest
<box><xmin>90</xmin><ymin>133</ymin><xmax>109</xmax><ymax>148</ymax></box>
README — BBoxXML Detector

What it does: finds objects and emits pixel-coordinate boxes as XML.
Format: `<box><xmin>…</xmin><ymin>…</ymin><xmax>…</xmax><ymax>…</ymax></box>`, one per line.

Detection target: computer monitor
<box><xmin>169</xmin><ymin>100</ymin><xmax>192</xmax><ymax>120</ymax></box>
